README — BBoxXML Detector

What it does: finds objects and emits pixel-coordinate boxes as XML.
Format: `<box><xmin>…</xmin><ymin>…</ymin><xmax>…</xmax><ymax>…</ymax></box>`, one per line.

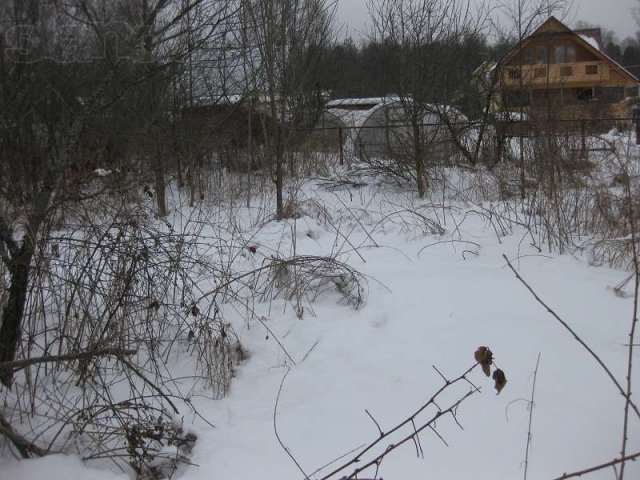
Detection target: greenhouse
<box><xmin>323</xmin><ymin>97</ymin><xmax>456</xmax><ymax>162</ymax></box>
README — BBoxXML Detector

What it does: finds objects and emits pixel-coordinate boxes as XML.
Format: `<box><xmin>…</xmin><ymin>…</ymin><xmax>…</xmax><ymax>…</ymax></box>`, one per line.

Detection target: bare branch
<box><xmin>118</xmin><ymin>355</ymin><xmax>180</xmax><ymax>415</ymax></box>
<box><xmin>553</xmin><ymin>451</ymin><xmax>640</xmax><ymax>480</ymax></box>
<box><xmin>343</xmin><ymin>391</ymin><xmax>474</xmax><ymax>479</ymax></box>
<box><xmin>618</xmin><ymin>161</ymin><xmax>640</xmax><ymax>480</ymax></box>
<box><xmin>502</xmin><ymin>254</ymin><xmax>640</xmax><ymax>420</ymax></box>
<box><xmin>365</xmin><ymin>409</ymin><xmax>384</xmax><ymax>437</ymax></box>
<box><xmin>317</xmin><ymin>363</ymin><xmax>479</xmax><ymax>480</ymax></box>
<box><xmin>273</xmin><ymin>367</ymin><xmax>310</xmax><ymax>479</ymax></box>
<box><xmin>0</xmin><ymin>412</ymin><xmax>48</xmax><ymax>458</ymax></box>
<box><xmin>0</xmin><ymin>348</ymin><xmax>137</xmax><ymax>375</ymax></box>
<box><xmin>523</xmin><ymin>353</ymin><xmax>541</xmax><ymax>480</ymax></box>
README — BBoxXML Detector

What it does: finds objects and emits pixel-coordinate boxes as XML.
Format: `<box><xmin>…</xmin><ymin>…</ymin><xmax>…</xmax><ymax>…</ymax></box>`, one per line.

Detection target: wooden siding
<box><xmin>500</xmin><ymin>61</ymin><xmax>631</xmax><ymax>88</ymax></box>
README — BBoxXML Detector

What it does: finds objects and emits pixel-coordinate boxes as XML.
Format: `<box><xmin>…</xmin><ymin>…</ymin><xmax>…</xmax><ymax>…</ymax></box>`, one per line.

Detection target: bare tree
<box><xmin>366</xmin><ymin>0</ymin><xmax>490</xmax><ymax>197</ymax></box>
<box><xmin>0</xmin><ymin>0</ymin><xmax>248</xmax><ymax>374</ymax></box>
<box><xmin>75</xmin><ymin>0</ymin><xmax>238</xmax><ymax>216</ymax></box>
<box><xmin>240</xmin><ymin>0</ymin><xmax>336</xmax><ymax>219</ymax></box>
<box><xmin>0</xmin><ymin>1</ymin><xmax>92</xmax><ymax>385</ymax></box>
<box><xmin>0</xmin><ymin>12</ymin><xmax>245</xmax><ymax>462</ymax></box>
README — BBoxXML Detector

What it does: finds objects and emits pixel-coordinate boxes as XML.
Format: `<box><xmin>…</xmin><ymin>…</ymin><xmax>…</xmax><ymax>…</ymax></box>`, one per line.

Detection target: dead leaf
<box><xmin>474</xmin><ymin>346</ymin><xmax>493</xmax><ymax>377</ymax></box>
<box><xmin>492</xmin><ymin>369</ymin><xmax>507</xmax><ymax>394</ymax></box>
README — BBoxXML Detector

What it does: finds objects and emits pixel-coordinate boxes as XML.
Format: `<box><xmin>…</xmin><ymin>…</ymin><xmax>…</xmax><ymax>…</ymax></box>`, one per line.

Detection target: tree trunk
<box><xmin>0</xmin><ymin>251</ymin><xmax>31</xmax><ymax>387</ymax></box>
<box><xmin>155</xmin><ymin>157</ymin><xmax>168</xmax><ymax>217</ymax></box>
<box><xmin>188</xmin><ymin>157</ymin><xmax>195</xmax><ymax>207</ymax></box>
<box><xmin>246</xmin><ymin>101</ymin><xmax>253</xmax><ymax>209</ymax></box>
<box><xmin>275</xmin><ymin>147</ymin><xmax>284</xmax><ymax>219</ymax></box>
<box><xmin>413</xmin><ymin>122</ymin><xmax>426</xmax><ymax>197</ymax></box>
<box><xmin>173</xmin><ymin>124</ymin><xmax>184</xmax><ymax>189</ymax></box>
<box><xmin>0</xmin><ymin>171</ymin><xmax>55</xmax><ymax>387</ymax></box>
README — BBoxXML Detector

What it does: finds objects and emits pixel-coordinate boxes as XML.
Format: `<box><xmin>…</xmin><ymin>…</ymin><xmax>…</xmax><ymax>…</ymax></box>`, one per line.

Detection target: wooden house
<box><xmin>495</xmin><ymin>16</ymin><xmax>639</xmax><ymax>126</ymax></box>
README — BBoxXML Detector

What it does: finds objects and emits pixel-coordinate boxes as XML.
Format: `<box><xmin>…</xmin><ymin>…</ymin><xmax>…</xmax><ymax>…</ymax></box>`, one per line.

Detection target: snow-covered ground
<box><xmin>3</xmin><ymin>160</ymin><xmax>639</xmax><ymax>480</ymax></box>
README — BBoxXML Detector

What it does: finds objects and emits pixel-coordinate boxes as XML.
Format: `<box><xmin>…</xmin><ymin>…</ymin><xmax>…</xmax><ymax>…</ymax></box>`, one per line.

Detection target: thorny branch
<box><xmin>316</xmin><ymin>363</ymin><xmax>480</xmax><ymax>480</ymax></box>
<box><xmin>343</xmin><ymin>391</ymin><xmax>474</xmax><ymax>479</ymax></box>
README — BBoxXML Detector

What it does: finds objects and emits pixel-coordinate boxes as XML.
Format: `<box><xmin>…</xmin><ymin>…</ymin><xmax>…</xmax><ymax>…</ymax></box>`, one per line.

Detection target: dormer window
<box><xmin>536</xmin><ymin>46</ymin><xmax>547</xmax><ymax>64</ymax></box>
<box><xmin>554</xmin><ymin>45</ymin><xmax>576</xmax><ymax>63</ymax></box>
<box><xmin>525</xmin><ymin>49</ymin><xmax>534</xmax><ymax>65</ymax></box>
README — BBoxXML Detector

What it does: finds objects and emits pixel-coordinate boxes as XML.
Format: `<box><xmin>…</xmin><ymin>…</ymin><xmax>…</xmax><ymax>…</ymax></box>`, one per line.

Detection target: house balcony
<box><xmin>502</xmin><ymin>61</ymin><xmax>612</xmax><ymax>88</ymax></box>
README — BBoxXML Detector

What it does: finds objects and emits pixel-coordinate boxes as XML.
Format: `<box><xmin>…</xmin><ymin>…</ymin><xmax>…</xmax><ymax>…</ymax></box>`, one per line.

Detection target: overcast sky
<box><xmin>336</xmin><ymin>0</ymin><xmax>639</xmax><ymax>42</ymax></box>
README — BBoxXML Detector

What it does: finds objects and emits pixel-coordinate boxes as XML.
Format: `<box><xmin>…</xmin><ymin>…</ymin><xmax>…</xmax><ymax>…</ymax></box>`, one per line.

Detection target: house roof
<box><xmin>578</xmin><ymin>34</ymin><xmax>600</xmax><ymax>51</ymax></box>
<box><xmin>501</xmin><ymin>16</ymin><xmax>639</xmax><ymax>85</ymax></box>
<box><xmin>574</xmin><ymin>28</ymin><xmax>603</xmax><ymax>51</ymax></box>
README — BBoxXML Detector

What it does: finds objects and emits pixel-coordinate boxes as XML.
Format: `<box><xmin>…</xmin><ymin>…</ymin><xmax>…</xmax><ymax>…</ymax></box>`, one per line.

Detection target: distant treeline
<box><xmin>312</xmin><ymin>25</ymin><xmax>640</xmax><ymax>101</ymax></box>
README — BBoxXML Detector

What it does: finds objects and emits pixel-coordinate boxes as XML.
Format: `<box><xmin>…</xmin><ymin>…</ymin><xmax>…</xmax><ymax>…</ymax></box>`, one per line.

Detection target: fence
<box><xmin>302</xmin><ymin>115</ymin><xmax>638</xmax><ymax>166</ymax></box>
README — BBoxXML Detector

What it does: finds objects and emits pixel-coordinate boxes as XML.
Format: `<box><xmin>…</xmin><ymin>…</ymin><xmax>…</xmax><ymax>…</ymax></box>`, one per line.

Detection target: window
<box><xmin>536</xmin><ymin>46</ymin><xmax>547</xmax><ymax>64</ymax></box>
<box><xmin>602</xmin><ymin>87</ymin><xmax>624</xmax><ymax>102</ymax></box>
<box><xmin>532</xmin><ymin>89</ymin><xmax>550</xmax><ymax>102</ymax></box>
<box><xmin>560</xmin><ymin>66</ymin><xmax>573</xmax><ymax>77</ymax></box>
<box><xmin>506</xmin><ymin>89</ymin><xmax>530</xmax><ymax>108</ymax></box>
<box><xmin>586</xmin><ymin>64</ymin><xmax>598</xmax><ymax>75</ymax></box>
<box><xmin>534</xmin><ymin>67</ymin><xmax>546</xmax><ymax>78</ymax></box>
<box><xmin>577</xmin><ymin>88</ymin><xmax>594</xmax><ymax>101</ymax></box>
<box><xmin>554</xmin><ymin>45</ymin><xmax>576</xmax><ymax>64</ymax></box>
<box><xmin>508</xmin><ymin>68</ymin><xmax>521</xmax><ymax>80</ymax></box>
<box><xmin>525</xmin><ymin>49</ymin><xmax>534</xmax><ymax>65</ymax></box>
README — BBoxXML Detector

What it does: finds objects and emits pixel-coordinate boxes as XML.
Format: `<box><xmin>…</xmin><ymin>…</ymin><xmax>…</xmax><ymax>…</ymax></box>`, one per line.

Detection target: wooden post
<box><xmin>338</xmin><ymin>127</ymin><xmax>344</xmax><ymax>165</ymax></box>
<box><xmin>633</xmin><ymin>105</ymin><xmax>640</xmax><ymax>145</ymax></box>
<box><xmin>519</xmin><ymin>133</ymin><xmax>525</xmax><ymax>201</ymax></box>
<box><xmin>495</xmin><ymin>123</ymin><xmax>504</xmax><ymax>165</ymax></box>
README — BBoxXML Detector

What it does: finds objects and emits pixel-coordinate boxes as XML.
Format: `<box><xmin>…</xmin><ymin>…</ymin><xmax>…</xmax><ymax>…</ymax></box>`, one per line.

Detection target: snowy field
<box><xmin>2</xmin><ymin>155</ymin><xmax>639</xmax><ymax>480</ymax></box>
